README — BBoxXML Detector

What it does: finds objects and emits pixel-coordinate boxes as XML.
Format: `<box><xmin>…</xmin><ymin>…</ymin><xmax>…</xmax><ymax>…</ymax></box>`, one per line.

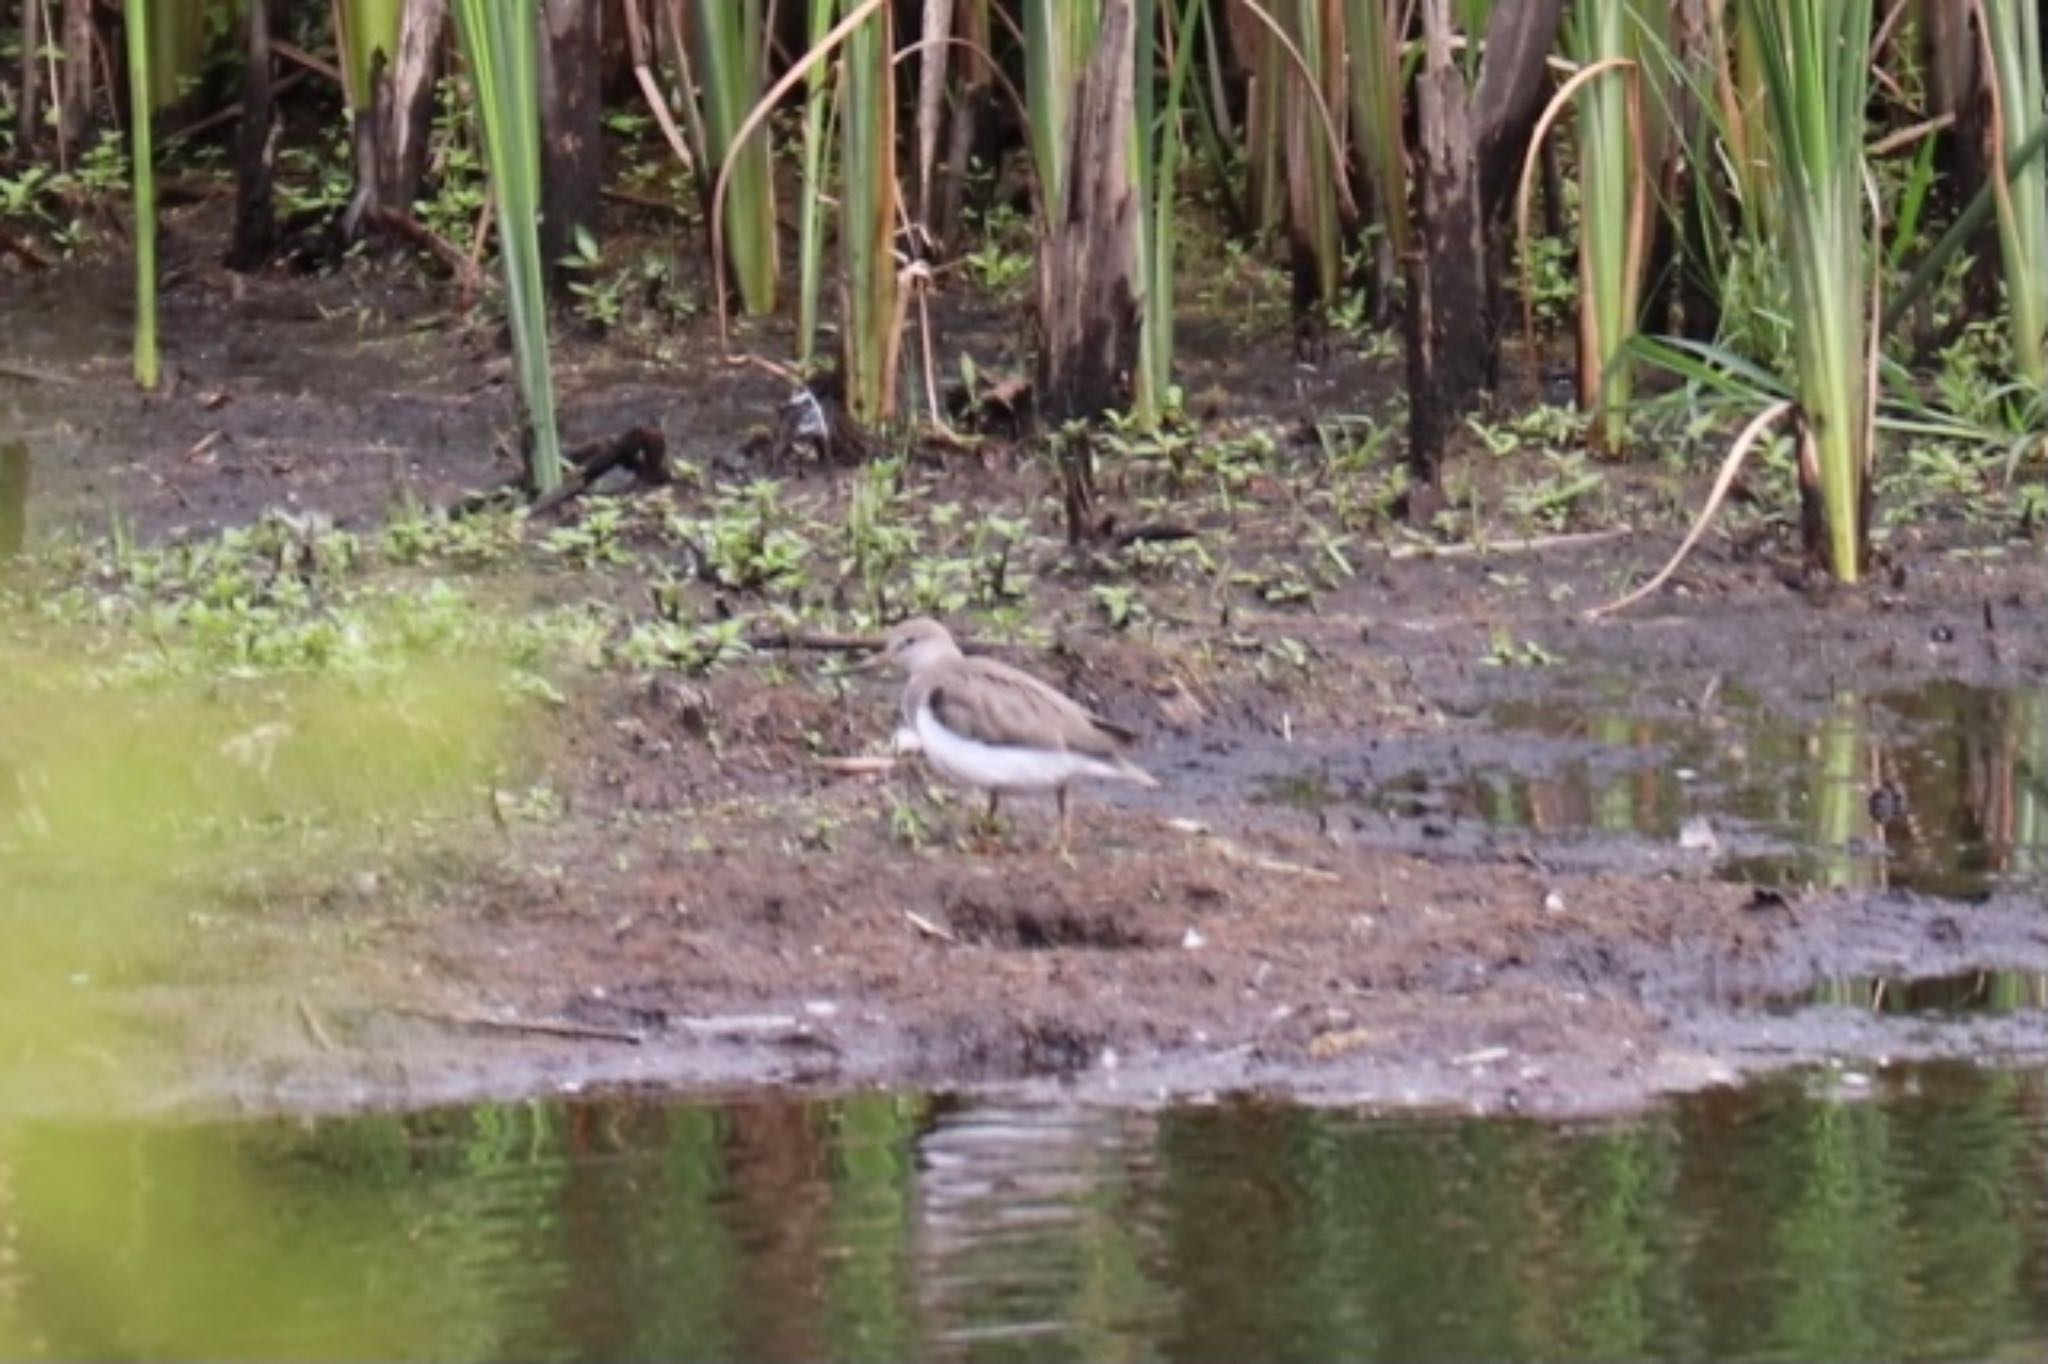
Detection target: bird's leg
<box><xmin>970</xmin><ymin>786</ymin><xmax>1011</xmax><ymax>839</ymax></box>
<box><xmin>969</xmin><ymin>790</ymin><xmax>1004</xmax><ymax>844</ymax></box>
<box><xmin>1056</xmin><ymin>787</ymin><xmax>1072</xmax><ymax>858</ymax></box>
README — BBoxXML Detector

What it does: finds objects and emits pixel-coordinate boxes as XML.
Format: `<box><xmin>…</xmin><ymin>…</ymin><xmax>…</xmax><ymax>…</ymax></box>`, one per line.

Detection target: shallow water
<box><xmin>1486</xmin><ymin>682</ymin><xmax>2048</xmax><ymax>897</ymax></box>
<box><xmin>4</xmin><ymin>1064</ymin><xmax>2047</xmax><ymax>1361</ymax></box>
<box><xmin>1249</xmin><ymin>679</ymin><xmax>2048</xmax><ymax>900</ymax></box>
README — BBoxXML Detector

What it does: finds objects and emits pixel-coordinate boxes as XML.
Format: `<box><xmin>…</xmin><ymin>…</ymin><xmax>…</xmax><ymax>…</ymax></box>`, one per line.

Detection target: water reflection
<box><xmin>3</xmin><ymin>1068</ymin><xmax>2048</xmax><ymax>1361</ymax></box>
<box><xmin>1359</xmin><ymin>683</ymin><xmax>2048</xmax><ymax>898</ymax></box>
<box><xmin>1793</xmin><ymin>969</ymin><xmax>2048</xmax><ymax>1016</ymax></box>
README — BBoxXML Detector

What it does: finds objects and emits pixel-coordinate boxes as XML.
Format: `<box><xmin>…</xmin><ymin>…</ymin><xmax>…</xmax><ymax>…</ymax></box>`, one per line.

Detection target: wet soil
<box><xmin>5</xmin><ymin>220</ymin><xmax>2048</xmax><ymax>1122</ymax></box>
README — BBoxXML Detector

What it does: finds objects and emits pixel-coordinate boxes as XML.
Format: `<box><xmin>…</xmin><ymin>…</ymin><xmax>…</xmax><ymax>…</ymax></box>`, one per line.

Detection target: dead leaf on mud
<box><xmin>1309</xmin><ymin>1027</ymin><xmax>1382</xmax><ymax>1061</ymax></box>
<box><xmin>818</xmin><ymin>755</ymin><xmax>897</xmax><ymax>777</ymax></box>
<box><xmin>1202</xmin><ymin>834</ymin><xmax>1342</xmax><ymax>884</ymax></box>
<box><xmin>1152</xmin><ymin>676</ymin><xmax>1209</xmax><ymax>729</ymax></box>
<box><xmin>905</xmin><ymin>910</ymin><xmax>956</xmax><ymax>943</ymax></box>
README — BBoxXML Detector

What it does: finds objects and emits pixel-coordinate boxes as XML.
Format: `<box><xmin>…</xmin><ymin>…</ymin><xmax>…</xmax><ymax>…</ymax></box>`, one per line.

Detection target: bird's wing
<box><xmin>922</xmin><ymin>657</ymin><xmax>1131</xmax><ymax>757</ymax></box>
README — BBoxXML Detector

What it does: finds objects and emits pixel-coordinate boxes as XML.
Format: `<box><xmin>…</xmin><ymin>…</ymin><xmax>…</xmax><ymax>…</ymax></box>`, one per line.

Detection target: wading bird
<box><xmin>871</xmin><ymin>618</ymin><xmax>1158</xmax><ymax>852</ymax></box>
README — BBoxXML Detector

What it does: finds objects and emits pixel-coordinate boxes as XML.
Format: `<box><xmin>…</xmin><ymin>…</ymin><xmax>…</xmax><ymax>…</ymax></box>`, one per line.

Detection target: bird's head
<box><xmin>874</xmin><ymin>617</ymin><xmax>961</xmax><ymax>674</ymax></box>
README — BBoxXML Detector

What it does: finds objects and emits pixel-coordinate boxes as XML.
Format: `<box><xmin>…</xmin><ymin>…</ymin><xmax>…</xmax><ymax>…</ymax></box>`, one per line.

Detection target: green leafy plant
<box><xmin>451</xmin><ymin>0</ymin><xmax>565</xmax><ymax>494</ymax></box>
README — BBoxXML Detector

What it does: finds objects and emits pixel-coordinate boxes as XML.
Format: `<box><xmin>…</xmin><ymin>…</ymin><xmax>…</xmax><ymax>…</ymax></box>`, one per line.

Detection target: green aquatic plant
<box><xmin>450</xmin><ymin>0</ymin><xmax>565</xmax><ymax>494</ymax></box>
<box><xmin>124</xmin><ymin>0</ymin><xmax>159</xmax><ymax>390</ymax></box>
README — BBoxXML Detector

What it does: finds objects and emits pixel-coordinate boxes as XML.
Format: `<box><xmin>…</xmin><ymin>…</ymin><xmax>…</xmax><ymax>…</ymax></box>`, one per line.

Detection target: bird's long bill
<box><xmin>846</xmin><ymin>649</ymin><xmax>889</xmax><ymax>674</ymax></box>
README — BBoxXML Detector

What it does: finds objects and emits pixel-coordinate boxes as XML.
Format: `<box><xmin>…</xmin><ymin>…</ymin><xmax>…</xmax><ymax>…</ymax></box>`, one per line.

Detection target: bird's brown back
<box><xmin>907</xmin><ymin>656</ymin><xmax>1130</xmax><ymax>757</ymax></box>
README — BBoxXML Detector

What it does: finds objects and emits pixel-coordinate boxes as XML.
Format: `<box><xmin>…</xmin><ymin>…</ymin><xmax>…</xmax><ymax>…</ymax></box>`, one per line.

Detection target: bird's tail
<box><xmin>1115</xmin><ymin>757</ymin><xmax>1161</xmax><ymax>789</ymax></box>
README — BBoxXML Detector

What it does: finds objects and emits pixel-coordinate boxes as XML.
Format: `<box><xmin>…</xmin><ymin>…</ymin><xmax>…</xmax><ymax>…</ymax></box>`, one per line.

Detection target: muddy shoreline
<box><xmin>6</xmin><ymin>238</ymin><xmax>2048</xmax><ymax>1123</ymax></box>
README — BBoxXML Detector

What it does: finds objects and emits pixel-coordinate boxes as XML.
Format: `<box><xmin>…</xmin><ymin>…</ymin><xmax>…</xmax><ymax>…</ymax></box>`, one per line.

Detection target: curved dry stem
<box><xmin>1967</xmin><ymin>0</ymin><xmax>2021</xmax><ymax>284</ymax></box>
<box><xmin>712</xmin><ymin>0</ymin><xmax>890</xmax><ymax>350</ymax></box>
<box><xmin>1868</xmin><ymin>113</ymin><xmax>1954</xmax><ymax>158</ymax></box>
<box><xmin>889</xmin><ymin>34</ymin><xmax>1039</xmax><ymax>232</ymax></box>
<box><xmin>1623</xmin><ymin>70</ymin><xmax>1651</xmax><ymax>330</ymax></box>
<box><xmin>622</xmin><ymin>0</ymin><xmax>695</xmax><ymax>175</ymax></box>
<box><xmin>1585</xmin><ymin>399</ymin><xmax>1796</xmax><ymax>620</ymax></box>
<box><xmin>1230</xmin><ymin>0</ymin><xmax>1359</xmax><ymax>217</ymax></box>
<box><xmin>1862</xmin><ymin>162</ymin><xmax>1883</xmax><ymax>483</ymax></box>
<box><xmin>1512</xmin><ymin>57</ymin><xmax>1637</xmax><ymax>375</ymax></box>
<box><xmin>1872</xmin><ymin>0</ymin><xmax>1913</xmax><ymax>58</ymax></box>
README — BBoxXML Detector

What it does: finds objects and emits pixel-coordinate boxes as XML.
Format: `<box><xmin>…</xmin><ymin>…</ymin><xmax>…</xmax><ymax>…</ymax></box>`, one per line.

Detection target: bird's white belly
<box><xmin>913</xmin><ymin>704</ymin><xmax>1117</xmax><ymax>792</ymax></box>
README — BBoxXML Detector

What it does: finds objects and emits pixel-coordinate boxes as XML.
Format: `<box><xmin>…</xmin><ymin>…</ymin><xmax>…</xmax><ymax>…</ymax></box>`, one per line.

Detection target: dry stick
<box><xmin>1868</xmin><ymin>113</ymin><xmax>1955</xmax><ymax>159</ymax></box>
<box><xmin>621</xmin><ymin>0</ymin><xmax>697</xmax><ymax>176</ymax></box>
<box><xmin>1872</xmin><ymin>0</ymin><xmax>1915</xmax><ymax>60</ymax></box>
<box><xmin>0</xmin><ymin>358</ymin><xmax>74</xmax><ymax>384</ymax></box>
<box><xmin>359</xmin><ymin>206</ymin><xmax>485</xmax><ymax>293</ymax></box>
<box><xmin>452</xmin><ymin>426</ymin><xmax>667</xmax><ymax>515</ymax></box>
<box><xmin>0</xmin><ymin>223</ymin><xmax>53</xmax><ymax>271</ymax></box>
<box><xmin>165</xmin><ymin>71</ymin><xmax>310</xmax><ymax>148</ymax></box>
<box><xmin>1386</xmin><ymin>526</ymin><xmax>1630</xmax><ymax>560</ymax></box>
<box><xmin>271</xmin><ymin>39</ymin><xmax>345</xmax><ymax>87</ymax></box>
<box><xmin>387</xmin><ymin>1005</ymin><xmax>646</xmax><ymax>1045</ymax></box>
<box><xmin>467</xmin><ymin>196</ymin><xmax>494</xmax><ymax>279</ymax></box>
<box><xmin>296</xmin><ymin>997</ymin><xmax>338</xmax><ymax>1053</ymax></box>
<box><xmin>905</xmin><ymin>910</ymin><xmax>957</xmax><ymax>943</ymax></box>
<box><xmin>817</xmin><ymin>754</ymin><xmax>898</xmax><ymax>776</ymax></box>
<box><xmin>528</xmin><ymin>426</ymin><xmax>669</xmax><ymax>515</ymax></box>
<box><xmin>1585</xmin><ymin>400</ymin><xmax>1796</xmax><ymax>620</ymax></box>
<box><xmin>1197</xmin><ymin>831</ymin><xmax>1342</xmax><ymax>884</ymax></box>
<box><xmin>748</xmin><ymin>628</ymin><xmax>884</xmax><ymax>653</ymax></box>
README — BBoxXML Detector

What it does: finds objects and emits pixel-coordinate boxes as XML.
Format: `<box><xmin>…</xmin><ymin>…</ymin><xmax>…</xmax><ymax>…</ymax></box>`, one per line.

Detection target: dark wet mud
<box><xmin>4</xmin><ymin>238</ymin><xmax>2047</xmax><ymax>1123</ymax></box>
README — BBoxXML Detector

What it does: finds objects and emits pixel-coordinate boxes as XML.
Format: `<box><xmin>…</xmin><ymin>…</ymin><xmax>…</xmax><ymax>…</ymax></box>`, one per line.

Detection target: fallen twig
<box><xmin>817</xmin><ymin>754</ymin><xmax>899</xmax><ymax>776</ymax></box>
<box><xmin>270</xmin><ymin>39</ymin><xmax>344</xmax><ymax>86</ymax></box>
<box><xmin>748</xmin><ymin>628</ymin><xmax>885</xmax><ymax>653</ymax></box>
<box><xmin>1175</xmin><ymin>822</ymin><xmax>1343</xmax><ymax>883</ymax></box>
<box><xmin>387</xmin><ymin>1005</ymin><xmax>645</xmax><ymax>1045</ymax></box>
<box><xmin>359</xmin><ymin>206</ymin><xmax>485</xmax><ymax>295</ymax></box>
<box><xmin>165</xmin><ymin>70</ymin><xmax>310</xmax><ymax>147</ymax></box>
<box><xmin>673</xmin><ymin>1013</ymin><xmax>806</xmax><ymax>1036</ymax></box>
<box><xmin>296</xmin><ymin>997</ymin><xmax>338</xmax><ymax>1053</ymax></box>
<box><xmin>1109</xmin><ymin>520</ymin><xmax>1201</xmax><ymax>550</ymax></box>
<box><xmin>1587</xmin><ymin>401</ymin><xmax>1795</xmax><ymax>619</ymax></box>
<box><xmin>906</xmin><ymin>910</ymin><xmax>957</xmax><ymax>943</ymax></box>
<box><xmin>1386</xmin><ymin>526</ymin><xmax>1632</xmax><ymax>560</ymax></box>
<box><xmin>451</xmin><ymin>425</ymin><xmax>671</xmax><ymax>517</ymax></box>
<box><xmin>0</xmin><ymin>358</ymin><xmax>74</xmax><ymax>385</ymax></box>
<box><xmin>0</xmin><ymin>223</ymin><xmax>53</xmax><ymax>271</ymax></box>
<box><xmin>530</xmin><ymin>426</ymin><xmax>670</xmax><ymax>515</ymax></box>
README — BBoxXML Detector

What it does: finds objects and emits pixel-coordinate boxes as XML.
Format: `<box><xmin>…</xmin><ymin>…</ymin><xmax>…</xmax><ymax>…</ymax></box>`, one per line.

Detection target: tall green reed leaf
<box><xmin>333</xmin><ymin>0</ymin><xmax>405</xmax><ymax>111</ymax></box>
<box><xmin>694</xmin><ymin>0</ymin><xmax>778</xmax><ymax>315</ymax></box>
<box><xmin>1343</xmin><ymin>0</ymin><xmax>1408</xmax><ymax>260</ymax></box>
<box><xmin>1563</xmin><ymin>0</ymin><xmax>1650</xmax><ymax>453</ymax></box>
<box><xmin>796</xmin><ymin>0</ymin><xmax>841</xmax><ymax>368</ymax></box>
<box><xmin>141</xmin><ymin>0</ymin><xmax>212</xmax><ymax>110</ymax></box>
<box><xmin>1977</xmin><ymin>0</ymin><xmax>2048</xmax><ymax>388</ymax></box>
<box><xmin>451</xmin><ymin>0</ymin><xmax>564</xmax><ymax>493</ymax></box>
<box><xmin>126</xmin><ymin>0</ymin><xmax>159</xmax><ymax>390</ymax></box>
<box><xmin>840</xmin><ymin>0</ymin><xmax>898</xmax><ymax>421</ymax></box>
<box><xmin>1024</xmin><ymin>0</ymin><xmax>1100</xmax><ymax>214</ymax></box>
<box><xmin>1134</xmin><ymin>0</ymin><xmax>1205</xmax><ymax>422</ymax></box>
<box><xmin>1745</xmin><ymin>0</ymin><xmax>1876</xmax><ymax>582</ymax></box>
